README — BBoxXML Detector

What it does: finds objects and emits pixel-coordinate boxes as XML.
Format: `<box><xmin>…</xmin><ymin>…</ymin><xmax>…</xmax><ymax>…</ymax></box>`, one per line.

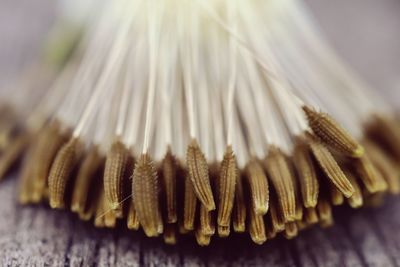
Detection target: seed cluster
<box><xmin>1</xmin><ymin>108</ymin><xmax>399</xmax><ymax>246</ymax></box>
<box><xmin>0</xmin><ymin>0</ymin><xmax>399</xmax><ymax>248</ymax></box>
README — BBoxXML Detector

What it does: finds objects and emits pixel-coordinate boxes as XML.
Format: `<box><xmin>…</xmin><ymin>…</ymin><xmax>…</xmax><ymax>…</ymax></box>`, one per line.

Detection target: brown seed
<box><xmin>161</xmin><ymin>150</ymin><xmax>178</xmax><ymax>223</ymax></box>
<box><xmin>363</xmin><ymin>141</ymin><xmax>399</xmax><ymax>194</ymax></box>
<box><xmin>217</xmin><ymin>145</ymin><xmax>237</xmax><ymax>228</ymax></box>
<box><xmin>78</xmin><ymin>194</ymin><xmax>98</xmax><ymax>221</ymax></box>
<box><xmin>264</xmin><ymin>148</ymin><xmax>296</xmax><ymax>222</ymax></box>
<box><xmin>164</xmin><ymin>224</ymin><xmax>177</xmax><ymax>245</ymax></box>
<box><xmin>283</xmin><ymin>222</ymin><xmax>298</xmax><ymax>239</ymax></box>
<box><xmin>0</xmin><ymin>133</ymin><xmax>30</xmax><ymax>180</ymax></box>
<box><xmin>233</xmin><ymin>174</ymin><xmax>246</xmax><ymax>233</ymax></box>
<box><xmin>244</xmin><ymin>160</ymin><xmax>269</xmax><ymax>215</ymax></box>
<box><xmin>217</xmin><ymin>225</ymin><xmax>230</xmax><ymax>238</ymax></box>
<box><xmin>78</xmin><ymin>169</ymin><xmax>103</xmax><ymax>221</ymax></box>
<box><xmin>304</xmin><ymin>207</ymin><xmax>319</xmax><ymax>225</ymax></box>
<box><xmin>249</xmin><ymin>208</ymin><xmax>267</xmax><ymax>245</ymax></box>
<box><xmin>320</xmin><ymin>217</ymin><xmax>334</xmax><ymax>228</ymax></box>
<box><xmin>18</xmin><ymin>144</ymin><xmax>36</xmax><ymax>204</ymax></box>
<box><xmin>71</xmin><ymin>145</ymin><xmax>103</xmax><ymax>213</ymax></box>
<box><xmin>183</xmin><ymin>173</ymin><xmax>198</xmax><ymax>231</ymax></box>
<box><xmin>199</xmin><ymin>204</ymin><xmax>215</xmax><ymax>236</ymax></box>
<box><xmin>104</xmin><ymin>206</ymin><xmax>117</xmax><ymax>228</ymax></box>
<box><xmin>329</xmin><ymin>183</ymin><xmax>344</xmax><ymax>206</ymax></box>
<box><xmin>195</xmin><ymin>229</ymin><xmax>211</xmax><ymax>246</ymax></box>
<box><xmin>308</xmin><ymin>136</ymin><xmax>354</xmax><ymax>197</ymax></box>
<box><xmin>317</xmin><ymin>197</ymin><xmax>332</xmax><ymax>223</ymax></box>
<box><xmin>94</xmin><ymin>192</ymin><xmax>106</xmax><ymax>228</ymax></box>
<box><xmin>293</xmin><ymin>140</ymin><xmax>319</xmax><ymax>208</ymax></box>
<box><xmin>186</xmin><ymin>139</ymin><xmax>216</xmax><ymax>211</ymax></box>
<box><xmin>132</xmin><ymin>154</ymin><xmax>163</xmax><ymax>237</ymax></box>
<box><xmin>78</xmin><ymin>208</ymin><xmax>95</xmax><ymax>221</ymax></box>
<box><xmin>178</xmin><ymin>223</ymin><xmax>190</xmax><ymax>235</ymax></box>
<box><xmin>31</xmin><ymin>123</ymin><xmax>67</xmax><ymax>202</ymax></box>
<box><xmin>303</xmin><ymin>106</ymin><xmax>364</xmax><ymax>157</ymax></box>
<box><xmin>343</xmin><ymin>170</ymin><xmax>363</xmax><ymax>208</ymax></box>
<box><xmin>266</xmin><ymin>225</ymin><xmax>277</xmax><ymax>240</ymax></box>
<box><xmin>287</xmin><ymin>156</ymin><xmax>304</xmax><ymax>221</ymax></box>
<box><xmin>48</xmin><ymin>138</ymin><xmax>81</xmax><ymax>209</ymax></box>
<box><xmin>127</xmin><ymin>199</ymin><xmax>140</xmax><ymax>230</ymax></box>
<box><xmin>104</xmin><ymin>140</ymin><xmax>130</xmax><ymax>217</ymax></box>
<box><xmin>269</xmin><ymin>199</ymin><xmax>285</xmax><ymax>233</ymax></box>
<box><xmin>354</xmin><ymin>155</ymin><xmax>388</xmax><ymax>194</ymax></box>
<box><xmin>294</xmin><ymin>198</ymin><xmax>303</xmax><ymax>221</ymax></box>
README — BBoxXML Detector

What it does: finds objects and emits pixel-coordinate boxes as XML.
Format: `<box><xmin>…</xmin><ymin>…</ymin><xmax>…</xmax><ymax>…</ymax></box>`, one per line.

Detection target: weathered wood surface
<box><xmin>0</xmin><ymin>0</ymin><xmax>400</xmax><ymax>266</ymax></box>
<box><xmin>2</xmin><ymin>176</ymin><xmax>400</xmax><ymax>266</ymax></box>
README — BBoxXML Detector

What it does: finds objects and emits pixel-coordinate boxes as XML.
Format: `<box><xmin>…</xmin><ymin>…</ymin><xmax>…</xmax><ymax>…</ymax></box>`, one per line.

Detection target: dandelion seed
<box><xmin>132</xmin><ymin>154</ymin><xmax>163</xmax><ymax>237</ymax></box>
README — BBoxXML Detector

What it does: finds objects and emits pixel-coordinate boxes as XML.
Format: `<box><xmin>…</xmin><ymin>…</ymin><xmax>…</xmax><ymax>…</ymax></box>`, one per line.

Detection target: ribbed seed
<box><xmin>164</xmin><ymin>224</ymin><xmax>177</xmax><ymax>245</ymax></box>
<box><xmin>195</xmin><ymin>229</ymin><xmax>211</xmax><ymax>246</ymax></box>
<box><xmin>199</xmin><ymin>204</ymin><xmax>215</xmax><ymax>236</ymax></box>
<box><xmin>79</xmin><ymin>208</ymin><xmax>95</xmax><ymax>222</ymax></box>
<box><xmin>269</xmin><ymin>199</ymin><xmax>285</xmax><ymax>232</ymax></box>
<box><xmin>249</xmin><ymin>208</ymin><xmax>267</xmax><ymax>245</ymax></box>
<box><xmin>294</xmin><ymin>196</ymin><xmax>303</xmax><ymax>221</ymax></box>
<box><xmin>48</xmin><ymin>138</ymin><xmax>80</xmax><ymax>209</ymax></box>
<box><xmin>217</xmin><ymin>146</ymin><xmax>237</xmax><ymax>229</ymax></box>
<box><xmin>71</xmin><ymin>145</ymin><xmax>103</xmax><ymax>213</ymax></box>
<box><xmin>79</xmin><ymin>173</ymin><xmax>102</xmax><ymax>221</ymax></box>
<box><xmin>132</xmin><ymin>154</ymin><xmax>163</xmax><ymax>237</ymax></box>
<box><xmin>293</xmin><ymin>140</ymin><xmax>319</xmax><ymax>208</ymax></box>
<box><xmin>309</xmin><ymin>136</ymin><xmax>354</xmax><ymax>197</ymax></box>
<box><xmin>186</xmin><ymin>139</ymin><xmax>216</xmax><ymax>211</ymax></box>
<box><xmin>354</xmin><ymin>155</ymin><xmax>388</xmax><ymax>194</ymax></box>
<box><xmin>303</xmin><ymin>106</ymin><xmax>364</xmax><ymax>157</ymax></box>
<box><xmin>233</xmin><ymin>174</ymin><xmax>246</xmax><ymax>233</ymax></box>
<box><xmin>344</xmin><ymin>170</ymin><xmax>363</xmax><ymax>208</ymax></box>
<box><xmin>17</xmin><ymin>132</ymin><xmax>41</xmax><ymax>203</ymax></box>
<box><xmin>78</xmin><ymin>194</ymin><xmax>98</xmax><ymax>221</ymax></box>
<box><xmin>244</xmin><ymin>160</ymin><xmax>269</xmax><ymax>215</ymax></box>
<box><xmin>264</xmin><ymin>148</ymin><xmax>296</xmax><ymax>222</ymax></box>
<box><xmin>104</xmin><ymin>207</ymin><xmax>117</xmax><ymax>228</ymax></box>
<box><xmin>0</xmin><ymin>133</ymin><xmax>29</xmax><ymax>180</ymax></box>
<box><xmin>178</xmin><ymin>223</ymin><xmax>190</xmax><ymax>235</ymax></box>
<box><xmin>304</xmin><ymin>207</ymin><xmax>319</xmax><ymax>224</ymax></box>
<box><xmin>94</xmin><ymin>191</ymin><xmax>105</xmax><ymax>228</ymax></box>
<box><xmin>32</xmin><ymin>123</ymin><xmax>66</xmax><ymax>202</ymax></box>
<box><xmin>317</xmin><ymin>197</ymin><xmax>332</xmax><ymax>223</ymax></box>
<box><xmin>288</xmin><ymin>156</ymin><xmax>304</xmax><ymax>221</ymax></box>
<box><xmin>329</xmin><ymin>183</ymin><xmax>344</xmax><ymax>206</ymax></box>
<box><xmin>363</xmin><ymin>141</ymin><xmax>400</xmax><ymax>194</ymax></box>
<box><xmin>283</xmin><ymin>222</ymin><xmax>298</xmax><ymax>239</ymax></box>
<box><xmin>183</xmin><ymin>173</ymin><xmax>197</xmax><ymax>231</ymax></box>
<box><xmin>104</xmin><ymin>140</ymin><xmax>130</xmax><ymax>216</ymax></box>
<box><xmin>218</xmin><ymin>225</ymin><xmax>230</xmax><ymax>237</ymax></box>
<box><xmin>161</xmin><ymin>150</ymin><xmax>177</xmax><ymax>223</ymax></box>
<box><xmin>127</xmin><ymin>200</ymin><xmax>140</xmax><ymax>230</ymax></box>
